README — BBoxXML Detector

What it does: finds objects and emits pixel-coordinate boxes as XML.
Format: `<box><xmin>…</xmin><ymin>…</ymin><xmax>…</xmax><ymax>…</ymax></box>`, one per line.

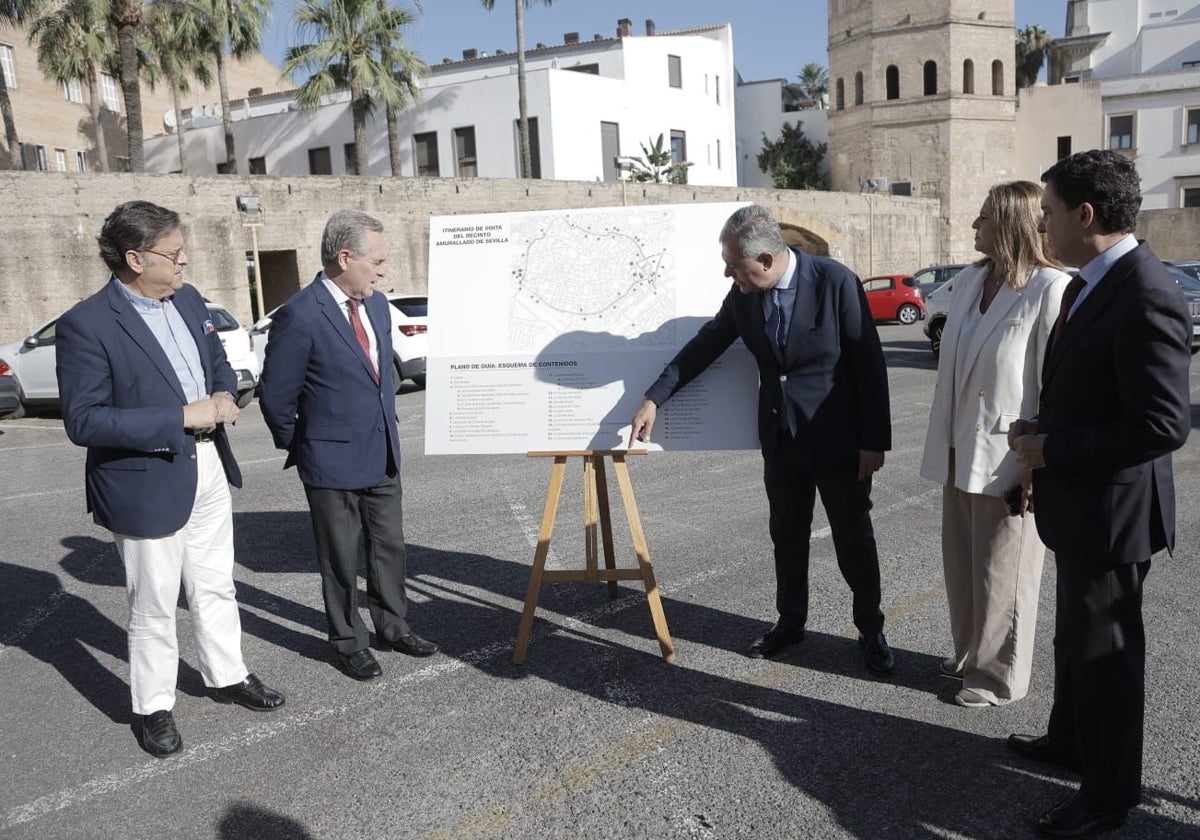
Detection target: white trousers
<box><xmin>113</xmin><ymin>442</ymin><xmax>247</xmax><ymax>715</ymax></box>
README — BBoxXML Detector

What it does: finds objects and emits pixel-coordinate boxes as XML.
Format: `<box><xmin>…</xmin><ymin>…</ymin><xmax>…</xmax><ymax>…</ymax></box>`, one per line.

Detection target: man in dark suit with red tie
<box><xmin>1008</xmin><ymin>150</ymin><xmax>1191</xmax><ymax>838</ymax></box>
<box><xmin>629</xmin><ymin>204</ymin><xmax>895</xmax><ymax>675</ymax></box>
<box><xmin>259</xmin><ymin>210</ymin><xmax>438</xmax><ymax>681</ymax></box>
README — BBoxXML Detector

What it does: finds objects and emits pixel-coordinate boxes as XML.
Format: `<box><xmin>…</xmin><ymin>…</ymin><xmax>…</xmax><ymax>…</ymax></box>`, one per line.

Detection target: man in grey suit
<box><xmin>1009</xmin><ymin>150</ymin><xmax>1191</xmax><ymax>838</ymax></box>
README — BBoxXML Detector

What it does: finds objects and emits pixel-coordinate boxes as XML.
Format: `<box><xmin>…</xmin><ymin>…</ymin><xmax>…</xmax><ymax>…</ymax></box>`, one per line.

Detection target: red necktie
<box><xmin>1051</xmin><ymin>275</ymin><xmax>1086</xmax><ymax>344</ymax></box>
<box><xmin>347</xmin><ymin>298</ymin><xmax>380</xmax><ymax>384</ymax></box>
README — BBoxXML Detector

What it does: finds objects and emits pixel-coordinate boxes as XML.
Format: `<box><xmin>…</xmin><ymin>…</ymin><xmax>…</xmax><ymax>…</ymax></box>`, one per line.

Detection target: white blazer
<box><xmin>920</xmin><ymin>263</ymin><xmax>1071</xmax><ymax>496</ymax></box>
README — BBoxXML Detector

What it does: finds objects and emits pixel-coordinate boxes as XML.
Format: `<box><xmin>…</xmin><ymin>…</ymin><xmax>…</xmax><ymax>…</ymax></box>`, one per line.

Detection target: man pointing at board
<box><xmin>630</xmin><ymin>204</ymin><xmax>895</xmax><ymax>675</ymax></box>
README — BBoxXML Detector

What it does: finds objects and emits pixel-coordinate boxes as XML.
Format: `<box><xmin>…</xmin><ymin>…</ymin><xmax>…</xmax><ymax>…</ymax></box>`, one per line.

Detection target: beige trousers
<box><xmin>941</xmin><ymin>471</ymin><xmax>1046</xmax><ymax>705</ymax></box>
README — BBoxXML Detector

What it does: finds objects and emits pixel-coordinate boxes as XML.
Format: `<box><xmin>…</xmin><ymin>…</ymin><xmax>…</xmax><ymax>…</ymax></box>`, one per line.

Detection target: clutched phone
<box><xmin>1002</xmin><ymin>485</ymin><xmax>1024</xmax><ymax>517</ymax></box>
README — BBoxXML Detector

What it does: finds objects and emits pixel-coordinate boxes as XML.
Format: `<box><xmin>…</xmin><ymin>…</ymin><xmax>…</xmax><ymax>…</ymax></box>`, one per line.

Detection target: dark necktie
<box><xmin>347</xmin><ymin>298</ymin><xmax>380</xmax><ymax>384</ymax></box>
<box><xmin>766</xmin><ymin>288</ymin><xmax>787</xmax><ymax>355</ymax></box>
<box><xmin>1051</xmin><ymin>275</ymin><xmax>1087</xmax><ymax>345</ymax></box>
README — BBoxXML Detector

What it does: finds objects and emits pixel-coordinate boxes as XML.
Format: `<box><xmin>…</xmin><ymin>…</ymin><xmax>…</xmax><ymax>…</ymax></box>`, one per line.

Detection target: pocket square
<box><xmin>203</xmin><ymin>319</ymin><xmax>215</xmax><ymax>334</ymax></box>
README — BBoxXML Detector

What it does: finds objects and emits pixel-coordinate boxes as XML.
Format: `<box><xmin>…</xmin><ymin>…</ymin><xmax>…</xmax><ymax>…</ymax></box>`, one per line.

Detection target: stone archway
<box><xmin>778</xmin><ymin>223</ymin><xmax>829</xmax><ymax>256</ymax></box>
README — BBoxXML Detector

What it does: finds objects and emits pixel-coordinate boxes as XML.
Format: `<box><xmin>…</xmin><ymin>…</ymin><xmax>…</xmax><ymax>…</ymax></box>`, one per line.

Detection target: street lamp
<box><xmin>236</xmin><ymin>195</ymin><xmax>264</xmax><ymax>320</ymax></box>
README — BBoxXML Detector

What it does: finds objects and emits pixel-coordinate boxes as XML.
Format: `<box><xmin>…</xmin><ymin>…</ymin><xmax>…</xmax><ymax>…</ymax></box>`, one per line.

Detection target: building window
<box><xmin>413</xmin><ymin>132</ymin><xmax>439</xmax><ymax>176</ymax></box>
<box><xmin>63</xmin><ymin>79</ymin><xmax>84</xmax><ymax>103</ymax></box>
<box><xmin>963</xmin><ymin>59</ymin><xmax>974</xmax><ymax>94</ymax></box>
<box><xmin>247</xmin><ymin>156</ymin><xmax>266</xmax><ymax>174</ymax></box>
<box><xmin>101</xmin><ymin>73</ymin><xmax>120</xmax><ymax>111</ymax></box>
<box><xmin>308</xmin><ymin>146</ymin><xmax>332</xmax><ymax>175</ymax></box>
<box><xmin>1057</xmin><ymin>135</ymin><xmax>1072</xmax><ymax>159</ymax></box>
<box><xmin>116</xmin><ymin>155</ymin><xmax>130</xmax><ymax>172</ymax></box>
<box><xmin>513</xmin><ymin>116</ymin><xmax>541</xmax><ymax>178</ymax></box>
<box><xmin>0</xmin><ymin>44</ymin><xmax>16</xmax><ymax>89</ymax></box>
<box><xmin>1184</xmin><ymin>188</ymin><xmax>1200</xmax><ymax>207</ymax></box>
<box><xmin>454</xmin><ymin>126</ymin><xmax>477</xmax><ymax>177</ymax></box>
<box><xmin>1109</xmin><ymin>114</ymin><xmax>1134</xmax><ymax>150</ymax></box>
<box><xmin>1186</xmin><ymin>108</ymin><xmax>1200</xmax><ymax>145</ymax></box>
<box><xmin>34</xmin><ymin>145</ymin><xmax>48</xmax><ymax>171</ymax></box>
<box><xmin>890</xmin><ymin>181</ymin><xmax>912</xmax><ymax>196</ymax></box>
<box><xmin>835</xmin><ymin>78</ymin><xmax>845</xmax><ymax>110</ymax></box>
<box><xmin>600</xmin><ymin>121</ymin><xmax>620</xmax><ymax>182</ymax></box>
<box><xmin>54</xmin><ymin>148</ymin><xmax>66</xmax><ymax>171</ymax></box>
<box><xmin>854</xmin><ymin>72</ymin><xmax>864</xmax><ymax>105</ymax></box>
<box><xmin>992</xmin><ymin>60</ymin><xmax>1004</xmax><ymax>95</ymax></box>
<box><xmin>344</xmin><ymin>143</ymin><xmax>358</xmax><ymax>175</ymax></box>
<box><xmin>716</xmin><ymin>138</ymin><xmax>721</xmax><ymax>169</ymax></box>
<box><xmin>886</xmin><ymin>65</ymin><xmax>899</xmax><ymax>100</ymax></box>
<box><xmin>668</xmin><ymin>54</ymin><xmax>682</xmax><ymax>88</ymax></box>
<box><xmin>715</xmin><ymin>75</ymin><xmax>720</xmax><ymax>104</ymax></box>
<box><xmin>669</xmin><ymin>129</ymin><xmax>686</xmax><ymax>163</ymax></box>
<box><xmin>923</xmin><ymin>60</ymin><xmax>937</xmax><ymax>95</ymax></box>
<box><xmin>75</xmin><ymin>150</ymin><xmax>86</xmax><ymax>172</ymax></box>
<box><xmin>566</xmin><ymin>63</ymin><xmax>599</xmax><ymax>75</ymax></box>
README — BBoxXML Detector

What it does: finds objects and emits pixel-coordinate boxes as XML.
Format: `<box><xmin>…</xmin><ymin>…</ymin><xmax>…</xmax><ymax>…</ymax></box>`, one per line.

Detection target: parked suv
<box><xmin>912</xmin><ymin>263</ymin><xmax>969</xmax><ymax>299</ymax></box>
<box><xmin>921</xmin><ymin>275</ymin><xmax>960</xmax><ymax>359</ymax></box>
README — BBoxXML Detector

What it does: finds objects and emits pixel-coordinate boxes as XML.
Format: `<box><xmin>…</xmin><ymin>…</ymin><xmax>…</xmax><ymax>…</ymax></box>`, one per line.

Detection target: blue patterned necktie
<box><xmin>766</xmin><ymin>288</ymin><xmax>787</xmax><ymax>355</ymax></box>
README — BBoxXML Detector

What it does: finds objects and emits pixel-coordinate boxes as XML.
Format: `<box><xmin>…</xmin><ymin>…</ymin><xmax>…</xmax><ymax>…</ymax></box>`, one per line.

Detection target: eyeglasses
<box><xmin>140</xmin><ymin>247</ymin><xmax>186</xmax><ymax>265</ymax></box>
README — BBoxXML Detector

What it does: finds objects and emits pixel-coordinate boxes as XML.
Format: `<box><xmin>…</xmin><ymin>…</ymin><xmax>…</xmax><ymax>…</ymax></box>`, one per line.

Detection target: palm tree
<box><xmin>0</xmin><ymin>1</ymin><xmax>38</xmax><ymax>168</ymax></box>
<box><xmin>376</xmin><ymin>0</ymin><xmax>422</xmax><ymax>176</ymax></box>
<box><xmin>1016</xmin><ymin>24</ymin><xmax>1052</xmax><ymax>89</ymax></box>
<box><xmin>480</xmin><ymin>0</ymin><xmax>552</xmax><ymax>179</ymax></box>
<box><xmin>197</xmin><ymin>0</ymin><xmax>268</xmax><ymax>174</ymax></box>
<box><xmin>144</xmin><ymin>0</ymin><xmax>214</xmax><ymax>174</ymax></box>
<box><xmin>107</xmin><ymin>0</ymin><xmax>148</xmax><ymax>171</ymax></box>
<box><xmin>796</xmin><ymin>62</ymin><xmax>828</xmax><ymax>106</ymax></box>
<box><xmin>27</xmin><ymin>0</ymin><xmax>112</xmax><ymax>170</ymax></box>
<box><xmin>283</xmin><ymin>0</ymin><xmax>423</xmax><ymax>176</ymax></box>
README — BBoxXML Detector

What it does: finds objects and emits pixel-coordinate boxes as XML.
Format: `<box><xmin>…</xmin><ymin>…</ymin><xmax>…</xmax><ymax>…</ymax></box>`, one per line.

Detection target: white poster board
<box><xmin>424</xmin><ymin>203</ymin><xmax>760</xmax><ymax>455</ymax></box>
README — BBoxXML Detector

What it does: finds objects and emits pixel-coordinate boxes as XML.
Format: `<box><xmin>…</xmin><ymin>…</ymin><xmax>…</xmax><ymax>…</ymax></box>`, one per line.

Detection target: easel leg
<box><xmin>513</xmin><ymin>456</ymin><xmax>568</xmax><ymax>664</ymax></box>
<box><xmin>612</xmin><ymin>454</ymin><xmax>676</xmax><ymax>663</ymax></box>
<box><xmin>584</xmin><ymin>455</ymin><xmax>598</xmax><ymax>577</ymax></box>
<box><xmin>593</xmin><ymin>455</ymin><xmax>619</xmax><ymax>599</ymax></box>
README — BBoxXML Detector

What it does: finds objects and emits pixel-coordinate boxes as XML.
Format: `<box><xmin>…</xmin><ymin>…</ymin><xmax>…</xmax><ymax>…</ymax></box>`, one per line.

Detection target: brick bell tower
<box><xmin>826</xmin><ymin>0</ymin><xmax>1017</xmax><ymax>263</ymax></box>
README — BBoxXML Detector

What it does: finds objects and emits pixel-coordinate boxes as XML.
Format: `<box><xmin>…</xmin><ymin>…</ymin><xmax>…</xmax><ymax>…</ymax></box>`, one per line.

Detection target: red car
<box><xmin>861</xmin><ymin>273</ymin><xmax>925</xmax><ymax>325</ymax></box>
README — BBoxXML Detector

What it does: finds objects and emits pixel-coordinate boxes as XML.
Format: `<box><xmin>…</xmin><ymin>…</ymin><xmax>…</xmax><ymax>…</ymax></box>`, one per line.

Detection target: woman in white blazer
<box><xmin>920</xmin><ymin>181</ymin><xmax>1070</xmax><ymax>707</ymax></box>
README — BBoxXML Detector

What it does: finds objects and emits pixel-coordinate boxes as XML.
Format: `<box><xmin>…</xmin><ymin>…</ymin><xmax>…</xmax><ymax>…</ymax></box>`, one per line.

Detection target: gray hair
<box><xmin>321</xmin><ymin>210</ymin><xmax>384</xmax><ymax>266</ymax></box>
<box><xmin>719</xmin><ymin>204</ymin><xmax>787</xmax><ymax>259</ymax></box>
<box><xmin>97</xmin><ymin>201</ymin><xmax>181</xmax><ymax>273</ymax></box>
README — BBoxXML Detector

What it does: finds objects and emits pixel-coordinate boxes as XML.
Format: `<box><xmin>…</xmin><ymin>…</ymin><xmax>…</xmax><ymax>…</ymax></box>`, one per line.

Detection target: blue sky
<box><xmin>263</xmin><ymin>0</ymin><xmax>1066</xmax><ymax>84</ymax></box>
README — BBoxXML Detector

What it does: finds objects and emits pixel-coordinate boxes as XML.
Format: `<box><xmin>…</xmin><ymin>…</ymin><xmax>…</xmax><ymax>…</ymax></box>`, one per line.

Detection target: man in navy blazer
<box><xmin>1008</xmin><ymin>151</ymin><xmax>1191</xmax><ymax>837</ymax></box>
<box><xmin>259</xmin><ymin>210</ymin><xmax>437</xmax><ymax>681</ymax></box>
<box><xmin>56</xmin><ymin>201</ymin><xmax>284</xmax><ymax>758</ymax></box>
<box><xmin>630</xmin><ymin>204</ymin><xmax>895</xmax><ymax>675</ymax></box>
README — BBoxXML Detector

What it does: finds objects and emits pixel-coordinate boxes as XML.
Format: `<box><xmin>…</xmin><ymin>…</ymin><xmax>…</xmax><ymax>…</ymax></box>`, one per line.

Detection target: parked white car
<box><xmin>0</xmin><ymin>302</ymin><xmax>259</xmax><ymax>413</ymax></box>
<box><xmin>250</xmin><ymin>291</ymin><xmax>427</xmax><ymax>390</ymax></box>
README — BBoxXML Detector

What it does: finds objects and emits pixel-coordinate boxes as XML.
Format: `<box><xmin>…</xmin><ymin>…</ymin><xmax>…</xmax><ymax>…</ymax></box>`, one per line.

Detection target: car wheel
<box><xmin>393</xmin><ymin>360</ymin><xmax>405</xmax><ymax>394</ymax></box>
<box><xmin>411</xmin><ymin>375</ymin><xmax>426</xmax><ymax>389</ymax></box>
<box><xmin>236</xmin><ymin>388</ymin><xmax>254</xmax><ymax>409</ymax></box>
<box><xmin>930</xmin><ymin>319</ymin><xmax>944</xmax><ymax>359</ymax></box>
<box><xmin>897</xmin><ymin>303</ymin><xmax>920</xmax><ymax>325</ymax></box>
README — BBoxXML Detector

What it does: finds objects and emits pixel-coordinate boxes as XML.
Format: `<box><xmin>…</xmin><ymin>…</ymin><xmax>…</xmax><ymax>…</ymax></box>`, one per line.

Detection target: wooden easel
<box><xmin>512</xmin><ymin>449</ymin><xmax>675</xmax><ymax>664</ymax></box>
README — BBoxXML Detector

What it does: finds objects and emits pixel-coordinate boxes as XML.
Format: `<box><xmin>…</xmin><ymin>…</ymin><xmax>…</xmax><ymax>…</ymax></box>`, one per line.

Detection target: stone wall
<box><xmin>1137</xmin><ymin>208</ymin><xmax>1200</xmax><ymax>260</ymax></box>
<box><xmin>0</xmin><ymin>172</ymin><xmax>941</xmax><ymax>343</ymax></box>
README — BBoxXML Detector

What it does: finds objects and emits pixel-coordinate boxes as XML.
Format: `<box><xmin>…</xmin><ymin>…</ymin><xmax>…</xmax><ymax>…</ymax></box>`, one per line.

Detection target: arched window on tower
<box><xmin>923</xmin><ymin>60</ymin><xmax>937</xmax><ymax>95</ymax></box>
<box><xmin>886</xmin><ymin>65</ymin><xmax>899</xmax><ymax>100</ymax></box>
<box><xmin>963</xmin><ymin>59</ymin><xmax>974</xmax><ymax>94</ymax></box>
<box><xmin>992</xmin><ymin>60</ymin><xmax>1004</xmax><ymax>95</ymax></box>
<box><xmin>854</xmin><ymin>71</ymin><xmax>864</xmax><ymax>105</ymax></box>
<box><xmin>836</xmin><ymin>78</ymin><xmax>845</xmax><ymax>110</ymax></box>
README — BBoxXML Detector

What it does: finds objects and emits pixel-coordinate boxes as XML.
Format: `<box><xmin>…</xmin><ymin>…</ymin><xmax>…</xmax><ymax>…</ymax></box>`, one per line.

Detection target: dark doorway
<box><xmin>248</xmin><ymin>249</ymin><xmax>302</xmax><ymax>317</ymax></box>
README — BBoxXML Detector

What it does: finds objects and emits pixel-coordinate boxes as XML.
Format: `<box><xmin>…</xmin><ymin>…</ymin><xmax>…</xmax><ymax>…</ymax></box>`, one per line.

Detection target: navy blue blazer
<box><xmin>258</xmin><ymin>278</ymin><xmax>402</xmax><ymax>490</ymax></box>
<box><xmin>1034</xmin><ymin>242</ymin><xmax>1191</xmax><ymax>566</ymax></box>
<box><xmin>645</xmin><ymin>247</ymin><xmax>891</xmax><ymax>468</ymax></box>
<box><xmin>56</xmin><ymin>279</ymin><xmax>242</xmax><ymax>538</ymax></box>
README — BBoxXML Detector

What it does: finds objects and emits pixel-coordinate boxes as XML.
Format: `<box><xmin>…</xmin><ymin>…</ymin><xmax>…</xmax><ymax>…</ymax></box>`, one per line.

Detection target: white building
<box><xmin>1049</xmin><ymin>0</ymin><xmax>1200</xmax><ymax>208</ymax></box>
<box><xmin>734</xmin><ymin>77</ymin><xmax>829</xmax><ymax>188</ymax></box>
<box><xmin>147</xmin><ymin>18</ymin><xmax>740</xmax><ymax>186</ymax></box>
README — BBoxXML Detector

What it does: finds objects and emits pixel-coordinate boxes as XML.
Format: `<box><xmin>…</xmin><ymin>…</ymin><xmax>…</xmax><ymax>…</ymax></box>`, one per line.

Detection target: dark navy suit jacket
<box><xmin>258</xmin><ymin>278</ymin><xmax>402</xmax><ymax>490</ymax></box>
<box><xmin>1034</xmin><ymin>242</ymin><xmax>1191</xmax><ymax>567</ymax></box>
<box><xmin>645</xmin><ymin>247</ymin><xmax>891</xmax><ymax>469</ymax></box>
<box><xmin>56</xmin><ymin>279</ymin><xmax>242</xmax><ymax>537</ymax></box>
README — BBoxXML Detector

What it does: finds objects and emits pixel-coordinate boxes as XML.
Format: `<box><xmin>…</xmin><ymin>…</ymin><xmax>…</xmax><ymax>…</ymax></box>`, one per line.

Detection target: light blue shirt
<box><xmin>116</xmin><ymin>277</ymin><xmax>206</xmax><ymax>402</ymax></box>
<box><xmin>1070</xmin><ymin>233</ymin><xmax>1138</xmax><ymax>320</ymax></box>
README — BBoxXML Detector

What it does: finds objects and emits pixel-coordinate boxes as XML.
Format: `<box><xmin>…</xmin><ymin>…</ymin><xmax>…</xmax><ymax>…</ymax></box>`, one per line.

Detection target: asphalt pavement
<box><xmin>1</xmin><ymin>323</ymin><xmax>1198</xmax><ymax>839</ymax></box>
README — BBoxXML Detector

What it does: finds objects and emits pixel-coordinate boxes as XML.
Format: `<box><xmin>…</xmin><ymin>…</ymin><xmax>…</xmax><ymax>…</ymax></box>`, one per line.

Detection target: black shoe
<box><xmin>749</xmin><ymin>620</ymin><xmax>805</xmax><ymax>658</ymax></box>
<box><xmin>1036</xmin><ymin>792</ymin><xmax>1127</xmax><ymax>838</ymax></box>
<box><xmin>1007</xmin><ymin>733</ymin><xmax>1083</xmax><ymax>772</ymax></box>
<box><xmin>210</xmin><ymin>673</ymin><xmax>285</xmax><ymax>711</ymax></box>
<box><xmin>859</xmin><ymin>631</ymin><xmax>895</xmax><ymax>676</ymax></box>
<box><xmin>338</xmin><ymin>649</ymin><xmax>383</xmax><ymax>680</ymax></box>
<box><xmin>379</xmin><ymin>631</ymin><xmax>439</xmax><ymax>657</ymax></box>
<box><xmin>141</xmin><ymin>710</ymin><xmax>182</xmax><ymax>757</ymax></box>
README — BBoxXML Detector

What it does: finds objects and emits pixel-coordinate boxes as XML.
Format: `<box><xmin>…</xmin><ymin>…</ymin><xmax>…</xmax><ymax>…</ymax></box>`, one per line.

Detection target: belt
<box><xmin>193</xmin><ymin>429</ymin><xmax>216</xmax><ymax>443</ymax></box>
